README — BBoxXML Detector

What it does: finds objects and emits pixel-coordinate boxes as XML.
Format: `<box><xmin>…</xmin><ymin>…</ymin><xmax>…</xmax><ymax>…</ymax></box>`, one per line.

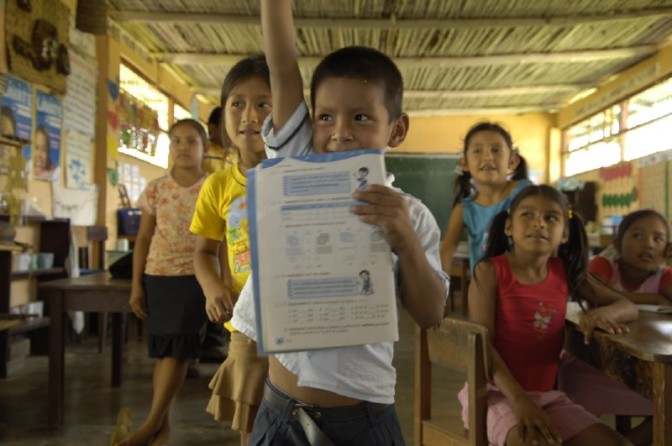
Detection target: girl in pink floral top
<box><xmin>115</xmin><ymin>119</ymin><xmax>207</xmax><ymax>446</ymax></box>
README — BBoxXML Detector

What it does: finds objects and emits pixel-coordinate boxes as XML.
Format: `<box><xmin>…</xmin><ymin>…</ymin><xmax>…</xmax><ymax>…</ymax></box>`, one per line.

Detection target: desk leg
<box><xmin>652</xmin><ymin>363</ymin><xmax>672</xmax><ymax>445</ymax></box>
<box><xmin>111</xmin><ymin>312</ymin><xmax>126</xmax><ymax>387</ymax></box>
<box><xmin>48</xmin><ymin>289</ymin><xmax>65</xmax><ymax>427</ymax></box>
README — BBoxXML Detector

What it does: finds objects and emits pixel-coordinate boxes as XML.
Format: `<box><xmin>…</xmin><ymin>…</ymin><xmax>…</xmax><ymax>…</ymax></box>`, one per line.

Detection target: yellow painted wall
<box><xmin>396</xmin><ymin>112</ymin><xmax>557</xmax><ymax>182</ymax></box>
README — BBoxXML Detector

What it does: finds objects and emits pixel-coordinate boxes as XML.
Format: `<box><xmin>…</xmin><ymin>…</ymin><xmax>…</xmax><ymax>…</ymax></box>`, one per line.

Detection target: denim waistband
<box><xmin>263</xmin><ymin>380</ymin><xmax>390</xmax><ymax>422</ymax></box>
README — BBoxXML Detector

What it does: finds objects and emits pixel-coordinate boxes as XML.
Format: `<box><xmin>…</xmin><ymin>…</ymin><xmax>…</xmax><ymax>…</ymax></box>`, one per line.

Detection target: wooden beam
<box><xmin>407</xmin><ymin>105</ymin><xmax>559</xmax><ymax>117</ymax></box>
<box><xmin>154</xmin><ymin>46</ymin><xmax>656</xmax><ymax>67</ymax></box>
<box><xmin>108</xmin><ymin>7</ymin><xmax>672</xmax><ymax>29</ymax></box>
<box><xmin>192</xmin><ymin>84</ymin><xmax>590</xmax><ymax>98</ymax></box>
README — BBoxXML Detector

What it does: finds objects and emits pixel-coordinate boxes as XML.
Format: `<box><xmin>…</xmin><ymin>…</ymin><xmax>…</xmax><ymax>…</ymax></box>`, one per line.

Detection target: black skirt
<box><xmin>144</xmin><ymin>274</ymin><xmax>207</xmax><ymax>359</ymax></box>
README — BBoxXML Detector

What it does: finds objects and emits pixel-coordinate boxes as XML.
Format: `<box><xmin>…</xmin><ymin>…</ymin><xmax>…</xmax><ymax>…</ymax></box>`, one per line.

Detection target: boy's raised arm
<box><xmin>261</xmin><ymin>0</ymin><xmax>304</xmax><ymax>132</ymax></box>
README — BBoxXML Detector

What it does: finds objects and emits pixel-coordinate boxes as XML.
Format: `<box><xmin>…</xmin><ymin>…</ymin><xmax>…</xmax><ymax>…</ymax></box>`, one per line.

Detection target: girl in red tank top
<box><xmin>460</xmin><ymin>184</ymin><xmax>637</xmax><ymax>446</ymax></box>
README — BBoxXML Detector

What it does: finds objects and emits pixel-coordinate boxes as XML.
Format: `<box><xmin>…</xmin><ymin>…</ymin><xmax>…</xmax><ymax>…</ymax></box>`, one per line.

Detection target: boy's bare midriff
<box><xmin>268</xmin><ymin>357</ymin><xmax>364</xmax><ymax>407</ymax></box>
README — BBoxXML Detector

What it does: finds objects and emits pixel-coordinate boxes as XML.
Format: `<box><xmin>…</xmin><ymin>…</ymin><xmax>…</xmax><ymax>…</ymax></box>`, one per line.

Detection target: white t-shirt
<box><xmin>232</xmin><ymin>102</ymin><xmax>450</xmax><ymax>403</ymax></box>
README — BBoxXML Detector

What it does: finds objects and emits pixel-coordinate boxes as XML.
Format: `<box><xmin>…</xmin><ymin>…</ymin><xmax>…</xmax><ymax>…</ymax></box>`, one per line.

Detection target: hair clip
<box><xmin>568</xmin><ymin>210</ymin><xmax>573</xmax><ymax>219</ymax></box>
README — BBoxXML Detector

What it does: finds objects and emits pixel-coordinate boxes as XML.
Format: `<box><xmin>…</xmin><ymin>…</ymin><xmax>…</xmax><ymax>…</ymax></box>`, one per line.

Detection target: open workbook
<box><xmin>248</xmin><ymin>150</ymin><xmax>398</xmax><ymax>353</ymax></box>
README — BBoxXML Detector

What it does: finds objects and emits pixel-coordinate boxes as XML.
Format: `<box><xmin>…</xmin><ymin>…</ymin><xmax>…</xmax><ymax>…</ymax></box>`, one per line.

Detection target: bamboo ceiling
<box><xmin>107</xmin><ymin>0</ymin><xmax>672</xmax><ymax>115</ymax></box>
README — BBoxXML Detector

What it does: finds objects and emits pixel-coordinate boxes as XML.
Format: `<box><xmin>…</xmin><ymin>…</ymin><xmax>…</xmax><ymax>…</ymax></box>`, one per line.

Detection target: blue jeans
<box><xmin>249</xmin><ymin>382</ymin><xmax>406</xmax><ymax>446</ymax></box>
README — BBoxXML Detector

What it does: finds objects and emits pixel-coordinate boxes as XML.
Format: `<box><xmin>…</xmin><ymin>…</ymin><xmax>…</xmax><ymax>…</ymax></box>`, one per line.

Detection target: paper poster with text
<box><xmin>248</xmin><ymin>149</ymin><xmax>398</xmax><ymax>353</ymax></box>
<box><xmin>34</xmin><ymin>91</ymin><xmax>62</xmax><ymax>181</ymax></box>
<box><xmin>1</xmin><ymin>74</ymin><xmax>32</xmax><ymax>158</ymax></box>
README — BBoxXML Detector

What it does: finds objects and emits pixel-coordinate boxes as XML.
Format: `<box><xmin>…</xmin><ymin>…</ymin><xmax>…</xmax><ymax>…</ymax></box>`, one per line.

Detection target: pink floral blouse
<box><xmin>137</xmin><ymin>173</ymin><xmax>206</xmax><ymax>276</ymax></box>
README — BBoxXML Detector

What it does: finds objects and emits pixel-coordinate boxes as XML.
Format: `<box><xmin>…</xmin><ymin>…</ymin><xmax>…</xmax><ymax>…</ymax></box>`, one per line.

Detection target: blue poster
<box><xmin>35</xmin><ymin>91</ymin><xmax>62</xmax><ymax>181</ymax></box>
<box><xmin>0</xmin><ymin>74</ymin><xmax>32</xmax><ymax>158</ymax></box>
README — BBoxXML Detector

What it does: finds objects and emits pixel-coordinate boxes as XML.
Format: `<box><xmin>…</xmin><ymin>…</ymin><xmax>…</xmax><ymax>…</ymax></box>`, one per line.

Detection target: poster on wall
<box><xmin>63</xmin><ymin>51</ymin><xmax>96</xmax><ymax>136</ymax></box>
<box><xmin>1</xmin><ymin>74</ymin><xmax>32</xmax><ymax>157</ymax></box>
<box><xmin>64</xmin><ymin>129</ymin><xmax>92</xmax><ymax>189</ymax></box>
<box><xmin>34</xmin><ymin>91</ymin><xmax>62</xmax><ymax>181</ymax></box>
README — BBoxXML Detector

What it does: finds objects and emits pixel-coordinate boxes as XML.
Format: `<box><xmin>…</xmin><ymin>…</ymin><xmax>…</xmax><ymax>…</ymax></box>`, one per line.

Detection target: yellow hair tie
<box><xmin>568</xmin><ymin>210</ymin><xmax>573</xmax><ymax>219</ymax></box>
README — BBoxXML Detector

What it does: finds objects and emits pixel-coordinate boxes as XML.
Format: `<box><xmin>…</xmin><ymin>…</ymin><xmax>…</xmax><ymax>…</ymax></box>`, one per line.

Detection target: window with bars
<box><xmin>117</xmin><ymin>64</ymin><xmax>197</xmax><ymax>168</ymax></box>
<box><xmin>563</xmin><ymin>76</ymin><xmax>672</xmax><ymax>176</ymax></box>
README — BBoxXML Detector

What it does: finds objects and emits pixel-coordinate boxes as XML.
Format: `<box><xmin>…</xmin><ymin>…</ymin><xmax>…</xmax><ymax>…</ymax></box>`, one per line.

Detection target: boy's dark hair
<box><xmin>208</xmin><ymin>106</ymin><xmax>223</xmax><ymax>128</ymax></box>
<box><xmin>614</xmin><ymin>209</ymin><xmax>670</xmax><ymax>244</ymax></box>
<box><xmin>452</xmin><ymin>121</ymin><xmax>529</xmax><ymax>207</ymax></box>
<box><xmin>483</xmin><ymin>184</ymin><xmax>589</xmax><ymax>298</ymax></box>
<box><xmin>310</xmin><ymin>46</ymin><xmax>403</xmax><ymax>120</ymax></box>
<box><xmin>169</xmin><ymin>119</ymin><xmax>208</xmax><ymax>150</ymax></box>
<box><xmin>219</xmin><ymin>55</ymin><xmax>271</xmax><ymax>146</ymax></box>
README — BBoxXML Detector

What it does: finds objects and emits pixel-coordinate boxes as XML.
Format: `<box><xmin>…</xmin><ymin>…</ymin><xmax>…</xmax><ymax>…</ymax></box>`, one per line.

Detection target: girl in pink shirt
<box><xmin>559</xmin><ymin>209</ymin><xmax>671</xmax><ymax>446</ymax></box>
<box><xmin>461</xmin><ymin>184</ymin><xmax>636</xmax><ymax>446</ymax></box>
<box><xmin>589</xmin><ymin>209</ymin><xmax>672</xmax><ymax>304</ymax></box>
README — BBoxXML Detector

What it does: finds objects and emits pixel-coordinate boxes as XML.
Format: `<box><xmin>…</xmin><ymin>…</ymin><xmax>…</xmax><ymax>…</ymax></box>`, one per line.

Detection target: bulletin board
<box><xmin>4</xmin><ymin>0</ymin><xmax>70</xmax><ymax>93</ymax></box>
<box><xmin>384</xmin><ymin>153</ymin><xmax>459</xmax><ymax>237</ymax></box>
<box><xmin>638</xmin><ymin>152</ymin><xmax>672</xmax><ymax>219</ymax></box>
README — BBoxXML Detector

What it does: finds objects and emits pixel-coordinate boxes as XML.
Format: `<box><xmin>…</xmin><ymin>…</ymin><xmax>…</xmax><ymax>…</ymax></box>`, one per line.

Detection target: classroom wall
<box><xmin>556</xmin><ymin>43</ymin><xmax>672</xmax><ymax>226</ymax></box>
<box><xmin>396</xmin><ymin>112</ymin><xmax>556</xmax><ymax>182</ymax></box>
<box><xmin>569</xmin><ymin>157</ymin><xmax>672</xmax><ymax>226</ymax></box>
<box><xmin>96</xmin><ymin>32</ymin><xmax>214</xmax><ymax>250</ymax></box>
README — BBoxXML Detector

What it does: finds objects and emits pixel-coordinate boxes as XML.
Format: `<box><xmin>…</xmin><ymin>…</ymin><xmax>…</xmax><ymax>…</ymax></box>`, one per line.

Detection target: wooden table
<box><xmin>565</xmin><ymin>304</ymin><xmax>672</xmax><ymax>445</ymax></box>
<box><xmin>39</xmin><ymin>273</ymin><xmax>131</xmax><ymax>427</ymax></box>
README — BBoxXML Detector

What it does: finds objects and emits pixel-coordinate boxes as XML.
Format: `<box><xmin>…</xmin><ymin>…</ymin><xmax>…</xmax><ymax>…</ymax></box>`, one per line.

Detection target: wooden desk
<box><xmin>39</xmin><ymin>273</ymin><xmax>131</xmax><ymax>427</ymax></box>
<box><xmin>565</xmin><ymin>304</ymin><xmax>672</xmax><ymax>445</ymax></box>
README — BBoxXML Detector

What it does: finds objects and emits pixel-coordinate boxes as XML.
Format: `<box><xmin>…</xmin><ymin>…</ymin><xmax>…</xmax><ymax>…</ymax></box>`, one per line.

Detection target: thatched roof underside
<box><xmin>107</xmin><ymin>0</ymin><xmax>672</xmax><ymax>115</ymax></box>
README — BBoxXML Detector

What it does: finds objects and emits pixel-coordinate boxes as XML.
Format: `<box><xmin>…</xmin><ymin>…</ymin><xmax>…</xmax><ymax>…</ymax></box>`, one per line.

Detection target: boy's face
<box><xmin>312</xmin><ymin>77</ymin><xmax>408</xmax><ymax>153</ymax></box>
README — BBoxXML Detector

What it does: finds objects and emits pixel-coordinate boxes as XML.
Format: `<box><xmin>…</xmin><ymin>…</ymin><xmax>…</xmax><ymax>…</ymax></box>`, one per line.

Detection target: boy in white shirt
<box><xmin>224</xmin><ymin>2</ymin><xmax>450</xmax><ymax>444</ymax></box>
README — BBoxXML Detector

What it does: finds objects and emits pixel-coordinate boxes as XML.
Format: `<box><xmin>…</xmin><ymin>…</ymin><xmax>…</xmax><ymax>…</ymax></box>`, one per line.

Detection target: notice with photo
<box><xmin>248</xmin><ymin>149</ymin><xmax>398</xmax><ymax>353</ymax></box>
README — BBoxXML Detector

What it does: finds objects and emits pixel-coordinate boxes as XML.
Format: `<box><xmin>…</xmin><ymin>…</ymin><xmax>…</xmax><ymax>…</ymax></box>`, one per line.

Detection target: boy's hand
<box><xmin>205</xmin><ymin>287</ymin><xmax>234</xmax><ymax>324</ymax></box>
<box><xmin>578</xmin><ymin>308</ymin><xmax>629</xmax><ymax>344</ymax></box>
<box><xmin>512</xmin><ymin>398</ymin><xmax>562</xmax><ymax>445</ymax></box>
<box><xmin>351</xmin><ymin>185</ymin><xmax>415</xmax><ymax>251</ymax></box>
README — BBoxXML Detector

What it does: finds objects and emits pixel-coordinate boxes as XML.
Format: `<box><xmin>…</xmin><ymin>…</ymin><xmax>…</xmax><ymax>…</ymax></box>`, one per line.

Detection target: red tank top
<box><xmin>491</xmin><ymin>254</ymin><xmax>568</xmax><ymax>392</ymax></box>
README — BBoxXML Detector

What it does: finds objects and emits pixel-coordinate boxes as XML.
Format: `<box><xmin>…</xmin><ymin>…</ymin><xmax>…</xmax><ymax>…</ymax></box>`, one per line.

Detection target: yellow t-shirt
<box><xmin>202</xmin><ymin>141</ymin><xmax>239</xmax><ymax>174</ymax></box>
<box><xmin>190</xmin><ymin>163</ymin><xmax>249</xmax><ymax>331</ymax></box>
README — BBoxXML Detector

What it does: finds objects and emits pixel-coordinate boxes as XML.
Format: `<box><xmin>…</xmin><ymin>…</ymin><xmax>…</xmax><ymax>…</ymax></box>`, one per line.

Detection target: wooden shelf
<box><xmin>0</xmin><ymin>320</ymin><xmax>20</xmax><ymax>331</ymax></box>
<box><xmin>1</xmin><ymin>218</ymin><xmax>69</xmax><ymax>378</ymax></box>
<box><xmin>7</xmin><ymin>317</ymin><xmax>50</xmax><ymax>336</ymax></box>
<box><xmin>0</xmin><ymin>214</ymin><xmax>69</xmax><ymax>224</ymax></box>
<box><xmin>0</xmin><ymin>244</ymin><xmax>23</xmax><ymax>253</ymax></box>
<box><xmin>11</xmin><ymin>267</ymin><xmax>66</xmax><ymax>280</ymax></box>
<box><xmin>0</xmin><ymin>135</ymin><xmax>29</xmax><ymax>147</ymax></box>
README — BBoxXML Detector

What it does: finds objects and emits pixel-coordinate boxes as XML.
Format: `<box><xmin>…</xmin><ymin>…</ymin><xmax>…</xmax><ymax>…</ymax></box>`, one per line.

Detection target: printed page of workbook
<box><xmin>248</xmin><ymin>149</ymin><xmax>398</xmax><ymax>354</ymax></box>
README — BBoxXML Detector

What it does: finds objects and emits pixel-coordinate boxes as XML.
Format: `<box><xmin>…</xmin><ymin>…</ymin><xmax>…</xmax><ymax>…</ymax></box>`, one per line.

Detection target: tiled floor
<box><xmin>0</xmin><ymin>308</ymin><xmax>465</xmax><ymax>445</ymax></box>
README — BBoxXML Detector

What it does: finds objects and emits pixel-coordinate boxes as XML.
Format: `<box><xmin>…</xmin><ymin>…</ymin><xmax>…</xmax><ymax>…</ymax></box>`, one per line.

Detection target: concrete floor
<box><xmin>0</xmin><ymin>307</ymin><xmax>465</xmax><ymax>445</ymax></box>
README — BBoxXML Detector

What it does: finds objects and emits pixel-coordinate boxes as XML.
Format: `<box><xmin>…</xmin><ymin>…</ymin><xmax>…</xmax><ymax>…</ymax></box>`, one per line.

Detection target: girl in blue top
<box><xmin>440</xmin><ymin>122</ymin><xmax>531</xmax><ymax>274</ymax></box>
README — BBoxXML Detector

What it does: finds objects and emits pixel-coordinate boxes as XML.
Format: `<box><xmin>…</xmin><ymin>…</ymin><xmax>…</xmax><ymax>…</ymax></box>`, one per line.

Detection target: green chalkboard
<box><xmin>385</xmin><ymin>153</ymin><xmax>460</xmax><ymax>237</ymax></box>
